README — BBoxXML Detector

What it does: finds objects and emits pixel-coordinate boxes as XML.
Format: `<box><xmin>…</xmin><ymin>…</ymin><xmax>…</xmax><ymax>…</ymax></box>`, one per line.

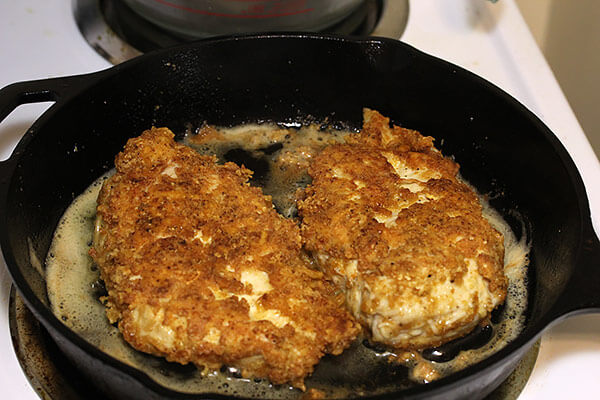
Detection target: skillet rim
<box><xmin>0</xmin><ymin>32</ymin><xmax>595</xmax><ymax>399</ymax></box>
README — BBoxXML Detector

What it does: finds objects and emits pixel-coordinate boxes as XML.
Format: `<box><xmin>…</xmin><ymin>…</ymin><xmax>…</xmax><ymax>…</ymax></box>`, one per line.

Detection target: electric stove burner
<box><xmin>73</xmin><ymin>0</ymin><xmax>409</xmax><ymax>64</ymax></box>
<box><xmin>10</xmin><ymin>286</ymin><xmax>539</xmax><ymax>400</ymax></box>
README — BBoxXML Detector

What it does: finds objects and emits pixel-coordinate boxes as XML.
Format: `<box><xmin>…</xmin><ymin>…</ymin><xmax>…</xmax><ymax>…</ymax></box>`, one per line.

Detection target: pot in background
<box><xmin>122</xmin><ymin>0</ymin><xmax>365</xmax><ymax>38</ymax></box>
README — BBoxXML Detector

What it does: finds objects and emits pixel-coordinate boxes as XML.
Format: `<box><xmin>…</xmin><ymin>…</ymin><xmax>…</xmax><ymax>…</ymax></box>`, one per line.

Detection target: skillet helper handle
<box><xmin>0</xmin><ymin>75</ymin><xmax>91</xmax><ymax>184</ymax></box>
<box><xmin>549</xmin><ymin>223</ymin><xmax>600</xmax><ymax>319</ymax></box>
<box><xmin>0</xmin><ymin>75</ymin><xmax>89</xmax><ymax>124</ymax></box>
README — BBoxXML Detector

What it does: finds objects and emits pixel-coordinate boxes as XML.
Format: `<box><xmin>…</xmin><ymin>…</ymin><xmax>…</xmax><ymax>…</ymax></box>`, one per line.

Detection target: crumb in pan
<box><xmin>89</xmin><ymin>128</ymin><xmax>360</xmax><ymax>389</ymax></box>
<box><xmin>297</xmin><ymin>109</ymin><xmax>507</xmax><ymax>349</ymax></box>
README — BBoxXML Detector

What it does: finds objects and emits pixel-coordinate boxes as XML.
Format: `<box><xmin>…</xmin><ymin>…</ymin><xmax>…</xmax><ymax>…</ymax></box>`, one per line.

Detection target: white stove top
<box><xmin>1</xmin><ymin>0</ymin><xmax>599</xmax><ymax>399</ymax></box>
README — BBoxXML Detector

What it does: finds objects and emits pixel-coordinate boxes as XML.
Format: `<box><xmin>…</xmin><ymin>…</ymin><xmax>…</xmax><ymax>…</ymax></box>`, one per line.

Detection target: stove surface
<box><xmin>1</xmin><ymin>1</ymin><xmax>599</xmax><ymax>399</ymax></box>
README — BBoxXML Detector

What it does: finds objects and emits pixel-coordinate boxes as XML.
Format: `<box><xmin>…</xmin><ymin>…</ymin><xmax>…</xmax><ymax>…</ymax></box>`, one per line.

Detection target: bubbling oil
<box><xmin>45</xmin><ymin>123</ymin><xmax>530</xmax><ymax>398</ymax></box>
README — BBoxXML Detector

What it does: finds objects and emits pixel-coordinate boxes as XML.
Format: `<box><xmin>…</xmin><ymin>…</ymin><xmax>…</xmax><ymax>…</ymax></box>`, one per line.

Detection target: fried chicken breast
<box><xmin>297</xmin><ymin>109</ymin><xmax>507</xmax><ymax>349</ymax></box>
<box><xmin>89</xmin><ymin>128</ymin><xmax>359</xmax><ymax>389</ymax></box>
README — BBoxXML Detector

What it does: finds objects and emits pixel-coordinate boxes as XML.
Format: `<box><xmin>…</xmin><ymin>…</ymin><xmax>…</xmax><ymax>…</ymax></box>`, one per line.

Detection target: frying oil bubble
<box><xmin>46</xmin><ymin>123</ymin><xmax>529</xmax><ymax>398</ymax></box>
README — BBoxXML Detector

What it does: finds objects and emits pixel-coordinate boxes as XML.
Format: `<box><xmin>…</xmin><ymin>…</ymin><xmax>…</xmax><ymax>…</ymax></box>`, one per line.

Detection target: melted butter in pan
<box><xmin>183</xmin><ymin>123</ymin><xmax>350</xmax><ymax>218</ymax></box>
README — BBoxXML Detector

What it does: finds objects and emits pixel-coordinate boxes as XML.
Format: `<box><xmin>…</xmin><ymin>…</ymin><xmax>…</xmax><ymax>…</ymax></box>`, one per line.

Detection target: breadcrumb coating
<box><xmin>297</xmin><ymin>109</ymin><xmax>506</xmax><ymax>349</ymax></box>
<box><xmin>89</xmin><ymin>128</ymin><xmax>359</xmax><ymax>389</ymax></box>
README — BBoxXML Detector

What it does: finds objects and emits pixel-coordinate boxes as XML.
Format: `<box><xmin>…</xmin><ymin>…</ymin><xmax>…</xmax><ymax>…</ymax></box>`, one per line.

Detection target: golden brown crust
<box><xmin>346</xmin><ymin>108</ymin><xmax>437</xmax><ymax>154</ymax></box>
<box><xmin>90</xmin><ymin>128</ymin><xmax>359</xmax><ymax>389</ymax></box>
<box><xmin>297</xmin><ymin>109</ymin><xmax>507</xmax><ymax>349</ymax></box>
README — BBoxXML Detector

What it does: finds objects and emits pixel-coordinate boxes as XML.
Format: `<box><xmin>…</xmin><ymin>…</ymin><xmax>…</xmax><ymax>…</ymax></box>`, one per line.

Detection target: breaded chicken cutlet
<box><xmin>297</xmin><ymin>109</ymin><xmax>507</xmax><ymax>349</ymax></box>
<box><xmin>89</xmin><ymin>128</ymin><xmax>359</xmax><ymax>389</ymax></box>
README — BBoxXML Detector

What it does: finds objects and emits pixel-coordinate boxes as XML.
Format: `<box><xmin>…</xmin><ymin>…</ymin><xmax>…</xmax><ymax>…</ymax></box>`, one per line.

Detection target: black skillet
<box><xmin>0</xmin><ymin>34</ymin><xmax>599</xmax><ymax>400</ymax></box>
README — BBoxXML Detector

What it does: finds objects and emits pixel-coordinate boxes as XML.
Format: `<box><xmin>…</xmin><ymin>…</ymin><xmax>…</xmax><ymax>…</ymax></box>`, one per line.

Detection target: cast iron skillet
<box><xmin>0</xmin><ymin>34</ymin><xmax>599</xmax><ymax>400</ymax></box>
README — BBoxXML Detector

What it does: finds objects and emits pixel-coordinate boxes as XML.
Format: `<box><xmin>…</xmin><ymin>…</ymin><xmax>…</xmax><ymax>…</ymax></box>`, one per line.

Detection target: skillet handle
<box><xmin>0</xmin><ymin>75</ymin><xmax>89</xmax><ymax>123</ymax></box>
<box><xmin>0</xmin><ymin>75</ymin><xmax>92</xmax><ymax>184</ymax></box>
<box><xmin>548</xmin><ymin>223</ymin><xmax>600</xmax><ymax>320</ymax></box>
